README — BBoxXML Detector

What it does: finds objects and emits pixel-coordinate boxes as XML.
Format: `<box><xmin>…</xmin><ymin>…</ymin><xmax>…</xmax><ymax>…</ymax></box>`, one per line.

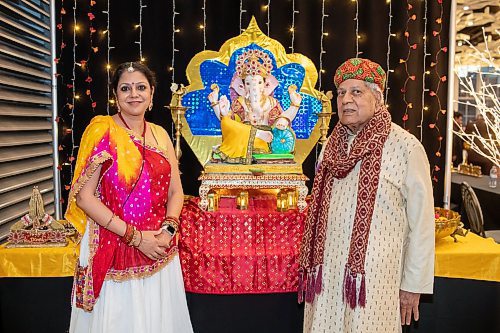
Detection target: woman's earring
<box><xmin>148</xmin><ymin>102</ymin><xmax>153</xmax><ymax>111</ymax></box>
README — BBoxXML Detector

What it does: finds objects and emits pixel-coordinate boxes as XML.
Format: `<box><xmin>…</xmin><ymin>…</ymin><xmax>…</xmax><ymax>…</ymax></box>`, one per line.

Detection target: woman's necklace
<box><xmin>118</xmin><ymin>112</ymin><xmax>146</xmax><ymax>138</ymax></box>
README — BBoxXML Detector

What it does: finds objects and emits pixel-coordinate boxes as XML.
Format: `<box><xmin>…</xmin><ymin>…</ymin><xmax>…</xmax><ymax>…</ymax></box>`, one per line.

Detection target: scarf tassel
<box><xmin>305</xmin><ymin>271</ymin><xmax>316</xmax><ymax>303</ymax></box>
<box><xmin>297</xmin><ymin>269</ymin><xmax>305</xmax><ymax>304</ymax></box>
<box><xmin>298</xmin><ymin>266</ymin><xmax>323</xmax><ymax>304</ymax></box>
<box><xmin>343</xmin><ymin>266</ymin><xmax>366</xmax><ymax>309</ymax></box>
<box><xmin>314</xmin><ymin>265</ymin><xmax>323</xmax><ymax>294</ymax></box>
<box><xmin>359</xmin><ymin>273</ymin><xmax>366</xmax><ymax>307</ymax></box>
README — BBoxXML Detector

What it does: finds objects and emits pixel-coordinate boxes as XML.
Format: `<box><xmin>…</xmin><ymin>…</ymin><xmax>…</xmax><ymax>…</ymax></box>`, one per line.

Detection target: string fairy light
<box><xmin>103</xmin><ymin>0</ymin><xmax>113</xmax><ymax>113</ymax></box>
<box><xmin>69</xmin><ymin>0</ymin><xmax>77</xmax><ymax>182</ymax></box>
<box><xmin>419</xmin><ymin>0</ymin><xmax>429</xmax><ymax>141</ymax></box>
<box><xmin>318</xmin><ymin>0</ymin><xmax>328</xmax><ymax>91</ymax></box>
<box><xmin>385</xmin><ymin>0</ymin><xmax>393</xmax><ymax>103</ymax></box>
<box><xmin>354</xmin><ymin>0</ymin><xmax>359</xmax><ymax>56</ymax></box>
<box><xmin>55</xmin><ymin>0</ymin><xmax>67</xmax><ymax>201</ymax></box>
<box><xmin>83</xmin><ymin>0</ymin><xmax>97</xmax><ymax>113</ymax></box>
<box><xmin>265</xmin><ymin>0</ymin><xmax>271</xmax><ymax>36</ymax></box>
<box><xmin>429</xmin><ymin>0</ymin><xmax>447</xmax><ymax>184</ymax></box>
<box><xmin>400</xmin><ymin>1</ymin><xmax>418</xmax><ymax>129</ymax></box>
<box><xmin>316</xmin><ymin>0</ymin><xmax>329</xmax><ymax>162</ymax></box>
<box><xmin>135</xmin><ymin>0</ymin><xmax>147</xmax><ymax>61</ymax></box>
<box><xmin>290</xmin><ymin>0</ymin><xmax>298</xmax><ymax>53</ymax></box>
<box><xmin>55</xmin><ymin>0</ymin><xmax>66</xmax><ymax>100</ymax></box>
<box><xmin>239</xmin><ymin>0</ymin><xmax>246</xmax><ymax>32</ymax></box>
<box><xmin>171</xmin><ymin>0</ymin><xmax>179</xmax><ymax>82</ymax></box>
<box><xmin>202</xmin><ymin>0</ymin><xmax>206</xmax><ymax>50</ymax></box>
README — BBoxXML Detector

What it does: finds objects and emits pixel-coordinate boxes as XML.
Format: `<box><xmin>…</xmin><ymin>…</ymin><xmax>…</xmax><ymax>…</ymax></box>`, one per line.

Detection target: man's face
<box><xmin>336</xmin><ymin>79</ymin><xmax>378</xmax><ymax>133</ymax></box>
<box><xmin>455</xmin><ymin>115</ymin><xmax>463</xmax><ymax>127</ymax></box>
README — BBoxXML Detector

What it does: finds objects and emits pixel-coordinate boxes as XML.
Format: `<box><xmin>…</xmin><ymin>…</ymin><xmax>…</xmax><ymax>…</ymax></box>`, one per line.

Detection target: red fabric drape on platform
<box><xmin>179</xmin><ymin>198</ymin><xmax>306</xmax><ymax>294</ymax></box>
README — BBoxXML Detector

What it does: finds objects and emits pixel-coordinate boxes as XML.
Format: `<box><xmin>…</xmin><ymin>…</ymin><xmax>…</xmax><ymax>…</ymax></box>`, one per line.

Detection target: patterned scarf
<box><xmin>298</xmin><ymin>106</ymin><xmax>391</xmax><ymax>308</ymax></box>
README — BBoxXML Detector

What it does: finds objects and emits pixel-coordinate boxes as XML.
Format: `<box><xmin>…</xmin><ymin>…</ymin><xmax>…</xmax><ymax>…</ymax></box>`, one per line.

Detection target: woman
<box><xmin>66</xmin><ymin>62</ymin><xmax>193</xmax><ymax>333</ymax></box>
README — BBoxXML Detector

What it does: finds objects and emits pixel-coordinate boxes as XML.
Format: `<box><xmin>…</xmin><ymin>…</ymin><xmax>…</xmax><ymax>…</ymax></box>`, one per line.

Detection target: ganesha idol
<box><xmin>170</xmin><ymin>17</ymin><xmax>332</xmax><ymax>210</ymax></box>
<box><xmin>208</xmin><ymin>49</ymin><xmax>302</xmax><ymax>164</ymax></box>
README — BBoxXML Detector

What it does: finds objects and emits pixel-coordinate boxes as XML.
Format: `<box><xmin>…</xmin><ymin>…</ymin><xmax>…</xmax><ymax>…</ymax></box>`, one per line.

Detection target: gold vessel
<box><xmin>434</xmin><ymin>207</ymin><xmax>467</xmax><ymax>242</ymax></box>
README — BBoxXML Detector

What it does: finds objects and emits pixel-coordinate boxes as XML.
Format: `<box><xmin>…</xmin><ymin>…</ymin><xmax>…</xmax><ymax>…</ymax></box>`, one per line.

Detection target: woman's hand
<box><xmin>137</xmin><ymin>229</ymin><xmax>168</xmax><ymax>260</ymax></box>
<box><xmin>155</xmin><ymin>230</ymin><xmax>173</xmax><ymax>248</ymax></box>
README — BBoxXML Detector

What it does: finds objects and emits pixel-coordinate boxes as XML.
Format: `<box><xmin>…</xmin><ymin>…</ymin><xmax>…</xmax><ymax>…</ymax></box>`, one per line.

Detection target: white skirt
<box><xmin>69</xmin><ymin>227</ymin><xmax>193</xmax><ymax>333</ymax></box>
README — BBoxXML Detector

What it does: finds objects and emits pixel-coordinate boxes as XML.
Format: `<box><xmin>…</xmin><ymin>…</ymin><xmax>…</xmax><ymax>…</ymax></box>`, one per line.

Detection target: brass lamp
<box><xmin>287</xmin><ymin>189</ymin><xmax>297</xmax><ymax>210</ymax></box>
<box><xmin>167</xmin><ymin>83</ymin><xmax>188</xmax><ymax>161</ymax></box>
<box><xmin>276</xmin><ymin>190</ymin><xmax>289</xmax><ymax>212</ymax></box>
<box><xmin>207</xmin><ymin>191</ymin><xmax>219</xmax><ymax>212</ymax></box>
<box><xmin>236</xmin><ymin>190</ymin><xmax>249</xmax><ymax>210</ymax></box>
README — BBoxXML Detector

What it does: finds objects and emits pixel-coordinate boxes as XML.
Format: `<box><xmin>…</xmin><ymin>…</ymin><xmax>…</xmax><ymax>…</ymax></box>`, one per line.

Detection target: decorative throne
<box><xmin>169</xmin><ymin>17</ymin><xmax>332</xmax><ymax>213</ymax></box>
<box><xmin>171</xmin><ymin>17</ymin><xmax>332</xmax><ymax>296</ymax></box>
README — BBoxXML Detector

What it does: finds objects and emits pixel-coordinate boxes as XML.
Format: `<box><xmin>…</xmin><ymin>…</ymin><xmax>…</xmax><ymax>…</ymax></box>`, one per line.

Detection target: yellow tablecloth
<box><xmin>435</xmin><ymin>232</ymin><xmax>500</xmax><ymax>282</ymax></box>
<box><xmin>1</xmin><ymin>230</ymin><xmax>498</xmax><ymax>282</ymax></box>
<box><xmin>0</xmin><ymin>241</ymin><xmax>79</xmax><ymax>278</ymax></box>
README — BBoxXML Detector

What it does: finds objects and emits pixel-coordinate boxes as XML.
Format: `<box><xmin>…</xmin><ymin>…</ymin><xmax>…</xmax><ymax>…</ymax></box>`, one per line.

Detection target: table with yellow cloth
<box><xmin>0</xmin><ymin>241</ymin><xmax>79</xmax><ymax>333</ymax></box>
<box><xmin>435</xmin><ymin>231</ymin><xmax>500</xmax><ymax>282</ymax></box>
<box><xmin>409</xmin><ymin>232</ymin><xmax>500</xmax><ymax>333</ymax></box>
<box><xmin>0</xmin><ymin>240</ymin><xmax>79</xmax><ymax>277</ymax></box>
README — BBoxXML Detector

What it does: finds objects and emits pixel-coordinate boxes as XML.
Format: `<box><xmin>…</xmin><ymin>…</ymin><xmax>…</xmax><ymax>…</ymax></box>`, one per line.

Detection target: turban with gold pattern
<box><xmin>334</xmin><ymin>58</ymin><xmax>386</xmax><ymax>91</ymax></box>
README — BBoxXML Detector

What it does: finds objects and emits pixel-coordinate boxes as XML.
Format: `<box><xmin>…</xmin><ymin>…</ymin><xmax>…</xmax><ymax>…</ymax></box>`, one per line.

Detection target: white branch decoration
<box><xmin>454</xmin><ymin>29</ymin><xmax>499</xmax><ymax>168</ymax></box>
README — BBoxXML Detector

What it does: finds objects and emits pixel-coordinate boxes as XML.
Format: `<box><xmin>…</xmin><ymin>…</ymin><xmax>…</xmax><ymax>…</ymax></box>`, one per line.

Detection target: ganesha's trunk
<box><xmin>249</xmin><ymin>91</ymin><xmax>261</xmax><ymax>113</ymax></box>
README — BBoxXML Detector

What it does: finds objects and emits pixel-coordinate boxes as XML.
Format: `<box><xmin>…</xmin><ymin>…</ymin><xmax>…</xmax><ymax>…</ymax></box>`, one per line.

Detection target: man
<box><xmin>452</xmin><ymin>112</ymin><xmax>464</xmax><ymax>167</ymax></box>
<box><xmin>299</xmin><ymin>58</ymin><xmax>435</xmax><ymax>332</ymax></box>
<box><xmin>465</xmin><ymin>114</ymin><xmax>494</xmax><ymax>174</ymax></box>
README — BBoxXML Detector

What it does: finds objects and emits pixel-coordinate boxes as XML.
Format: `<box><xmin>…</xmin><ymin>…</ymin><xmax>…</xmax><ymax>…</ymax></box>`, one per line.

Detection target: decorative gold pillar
<box><xmin>318</xmin><ymin>91</ymin><xmax>334</xmax><ymax>144</ymax></box>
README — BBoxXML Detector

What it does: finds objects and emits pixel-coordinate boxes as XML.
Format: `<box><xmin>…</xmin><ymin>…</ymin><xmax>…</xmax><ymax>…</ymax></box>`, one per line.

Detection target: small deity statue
<box><xmin>207</xmin><ymin>49</ymin><xmax>302</xmax><ymax>164</ymax></box>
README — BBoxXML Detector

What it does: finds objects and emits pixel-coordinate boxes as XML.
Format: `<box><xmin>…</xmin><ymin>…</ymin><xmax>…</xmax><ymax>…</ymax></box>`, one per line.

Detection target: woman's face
<box><xmin>115</xmin><ymin>71</ymin><xmax>154</xmax><ymax>117</ymax></box>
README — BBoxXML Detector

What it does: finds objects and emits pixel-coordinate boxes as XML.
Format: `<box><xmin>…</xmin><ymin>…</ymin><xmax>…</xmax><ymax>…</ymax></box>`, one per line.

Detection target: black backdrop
<box><xmin>56</xmin><ymin>0</ymin><xmax>450</xmax><ymax>210</ymax></box>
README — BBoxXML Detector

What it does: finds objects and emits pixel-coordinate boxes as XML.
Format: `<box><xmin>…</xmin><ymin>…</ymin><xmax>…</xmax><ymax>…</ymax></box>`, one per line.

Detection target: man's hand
<box><xmin>399</xmin><ymin>290</ymin><xmax>420</xmax><ymax>325</ymax></box>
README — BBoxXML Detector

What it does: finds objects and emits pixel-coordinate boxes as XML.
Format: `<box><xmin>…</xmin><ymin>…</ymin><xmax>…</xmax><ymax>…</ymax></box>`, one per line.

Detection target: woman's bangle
<box><xmin>121</xmin><ymin>224</ymin><xmax>135</xmax><ymax>245</ymax></box>
<box><xmin>104</xmin><ymin>213</ymin><xmax>115</xmax><ymax>229</ymax></box>
<box><xmin>137</xmin><ymin>230</ymin><xmax>143</xmax><ymax>247</ymax></box>
<box><xmin>290</xmin><ymin>101</ymin><xmax>300</xmax><ymax>108</ymax></box>
<box><xmin>130</xmin><ymin>229</ymin><xmax>141</xmax><ymax>247</ymax></box>
<box><xmin>210</xmin><ymin>101</ymin><xmax>220</xmax><ymax>107</ymax></box>
<box><xmin>163</xmin><ymin>216</ymin><xmax>180</xmax><ymax>230</ymax></box>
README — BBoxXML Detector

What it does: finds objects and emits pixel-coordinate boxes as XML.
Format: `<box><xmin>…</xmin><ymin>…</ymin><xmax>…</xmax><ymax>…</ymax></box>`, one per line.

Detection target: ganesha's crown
<box><xmin>235</xmin><ymin>49</ymin><xmax>273</xmax><ymax>79</ymax></box>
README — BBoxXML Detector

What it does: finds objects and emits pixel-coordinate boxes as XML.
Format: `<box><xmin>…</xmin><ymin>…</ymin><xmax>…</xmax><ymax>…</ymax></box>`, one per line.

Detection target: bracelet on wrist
<box><xmin>130</xmin><ymin>229</ymin><xmax>141</xmax><ymax>247</ymax></box>
<box><xmin>163</xmin><ymin>216</ymin><xmax>180</xmax><ymax>229</ymax></box>
<box><xmin>121</xmin><ymin>224</ymin><xmax>135</xmax><ymax>245</ymax></box>
<box><xmin>104</xmin><ymin>213</ymin><xmax>115</xmax><ymax>229</ymax></box>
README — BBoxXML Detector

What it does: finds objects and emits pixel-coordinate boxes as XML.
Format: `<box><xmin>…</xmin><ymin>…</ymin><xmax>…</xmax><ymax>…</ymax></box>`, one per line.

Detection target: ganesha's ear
<box><xmin>264</xmin><ymin>74</ymin><xmax>279</xmax><ymax>96</ymax></box>
<box><xmin>230</xmin><ymin>75</ymin><xmax>246</xmax><ymax>96</ymax></box>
